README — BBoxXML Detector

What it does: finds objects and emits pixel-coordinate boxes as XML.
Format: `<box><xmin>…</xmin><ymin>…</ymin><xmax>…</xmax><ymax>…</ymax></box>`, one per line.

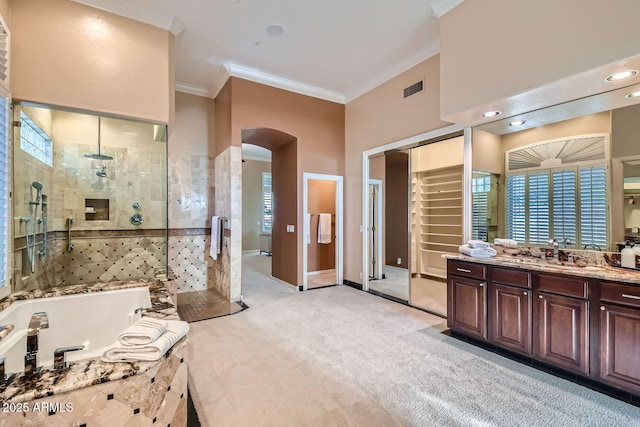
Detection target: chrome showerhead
<box><xmin>84</xmin><ymin>116</ymin><xmax>113</xmax><ymax>161</ymax></box>
<box><xmin>84</xmin><ymin>153</ymin><xmax>114</xmax><ymax>160</ymax></box>
<box><xmin>31</xmin><ymin>181</ymin><xmax>43</xmax><ymax>204</ymax></box>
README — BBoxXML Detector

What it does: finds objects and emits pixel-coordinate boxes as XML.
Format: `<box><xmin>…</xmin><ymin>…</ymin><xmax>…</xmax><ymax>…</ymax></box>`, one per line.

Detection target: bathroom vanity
<box><xmin>446</xmin><ymin>255</ymin><xmax>640</xmax><ymax>402</ymax></box>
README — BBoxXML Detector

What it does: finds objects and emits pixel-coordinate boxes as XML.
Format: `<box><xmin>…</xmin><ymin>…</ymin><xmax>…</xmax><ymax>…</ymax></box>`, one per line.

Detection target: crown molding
<box><xmin>175</xmin><ymin>82</ymin><xmax>211</xmax><ymax>98</ymax></box>
<box><xmin>71</xmin><ymin>0</ymin><xmax>185</xmax><ymax>35</ymax></box>
<box><xmin>209</xmin><ymin>66</ymin><xmax>232</xmax><ymax>99</ymax></box>
<box><xmin>429</xmin><ymin>0</ymin><xmax>465</xmax><ymax>18</ymax></box>
<box><xmin>344</xmin><ymin>42</ymin><xmax>440</xmax><ymax>103</ymax></box>
<box><xmin>225</xmin><ymin>63</ymin><xmax>346</xmax><ymax>104</ymax></box>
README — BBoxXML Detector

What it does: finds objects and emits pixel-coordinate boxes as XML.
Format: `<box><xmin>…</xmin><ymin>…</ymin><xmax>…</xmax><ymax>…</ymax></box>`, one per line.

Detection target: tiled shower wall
<box><xmin>167</xmin><ymin>154</ymin><xmax>216</xmax><ymax>293</ymax></box>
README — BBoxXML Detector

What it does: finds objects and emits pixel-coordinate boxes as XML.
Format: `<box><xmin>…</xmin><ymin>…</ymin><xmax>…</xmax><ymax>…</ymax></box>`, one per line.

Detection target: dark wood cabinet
<box><xmin>447</xmin><ymin>275</ymin><xmax>487</xmax><ymax>340</ymax></box>
<box><xmin>535</xmin><ymin>291</ymin><xmax>589</xmax><ymax>375</ymax></box>
<box><xmin>446</xmin><ymin>258</ymin><xmax>640</xmax><ymax>397</ymax></box>
<box><xmin>598</xmin><ymin>281</ymin><xmax>640</xmax><ymax>394</ymax></box>
<box><xmin>488</xmin><ymin>283</ymin><xmax>531</xmax><ymax>355</ymax></box>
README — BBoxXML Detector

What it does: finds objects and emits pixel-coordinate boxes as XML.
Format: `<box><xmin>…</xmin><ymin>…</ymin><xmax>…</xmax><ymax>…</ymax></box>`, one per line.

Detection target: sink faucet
<box><xmin>583</xmin><ymin>243</ymin><xmax>602</xmax><ymax>251</ymax></box>
<box><xmin>25</xmin><ymin>312</ymin><xmax>49</xmax><ymax>376</ymax></box>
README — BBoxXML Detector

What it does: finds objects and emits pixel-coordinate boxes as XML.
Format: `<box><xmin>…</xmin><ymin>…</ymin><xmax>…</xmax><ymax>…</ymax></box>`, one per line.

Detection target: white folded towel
<box><xmin>494</xmin><ymin>238</ymin><xmax>518</xmax><ymax>246</ymax></box>
<box><xmin>467</xmin><ymin>240</ymin><xmax>490</xmax><ymax>249</ymax></box>
<box><xmin>210</xmin><ymin>216</ymin><xmax>221</xmax><ymax>260</ymax></box>
<box><xmin>102</xmin><ymin>320</ymin><xmax>190</xmax><ymax>362</ymax></box>
<box><xmin>459</xmin><ymin>244</ymin><xmax>497</xmax><ymax>258</ymax></box>
<box><xmin>119</xmin><ymin>317</ymin><xmax>168</xmax><ymax>346</ymax></box>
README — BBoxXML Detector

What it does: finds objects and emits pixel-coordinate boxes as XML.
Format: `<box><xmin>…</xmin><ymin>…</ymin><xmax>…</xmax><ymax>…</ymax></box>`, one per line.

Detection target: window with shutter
<box><xmin>262</xmin><ymin>172</ymin><xmax>272</xmax><ymax>233</ymax></box>
<box><xmin>0</xmin><ymin>90</ymin><xmax>9</xmax><ymax>298</ymax></box>
<box><xmin>505</xmin><ymin>134</ymin><xmax>609</xmax><ymax>248</ymax></box>
<box><xmin>472</xmin><ymin>173</ymin><xmax>490</xmax><ymax>240</ymax></box>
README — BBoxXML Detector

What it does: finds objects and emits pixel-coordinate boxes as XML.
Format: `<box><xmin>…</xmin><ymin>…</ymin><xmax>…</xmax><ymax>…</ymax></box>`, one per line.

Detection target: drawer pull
<box><xmin>479</xmin><ymin>282</ymin><xmax>485</xmax><ymax>287</ymax></box>
<box><xmin>621</xmin><ymin>293</ymin><xmax>640</xmax><ymax>301</ymax></box>
<box><xmin>538</xmin><ymin>295</ymin><xmax>543</xmax><ymax>299</ymax></box>
<box><xmin>456</xmin><ymin>268</ymin><xmax>472</xmax><ymax>273</ymax></box>
<box><xmin>523</xmin><ymin>291</ymin><xmax>528</xmax><ymax>296</ymax></box>
<box><xmin>600</xmin><ymin>306</ymin><xmax>606</xmax><ymax>311</ymax></box>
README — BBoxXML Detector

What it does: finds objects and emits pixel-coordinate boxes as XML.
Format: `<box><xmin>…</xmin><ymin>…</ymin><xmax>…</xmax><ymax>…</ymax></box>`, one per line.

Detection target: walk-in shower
<box><xmin>12</xmin><ymin>103</ymin><xmax>168</xmax><ymax>291</ymax></box>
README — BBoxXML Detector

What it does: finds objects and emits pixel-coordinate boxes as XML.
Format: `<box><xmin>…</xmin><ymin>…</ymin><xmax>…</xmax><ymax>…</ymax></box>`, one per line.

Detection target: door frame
<box><xmin>368</xmin><ymin>179</ymin><xmax>383</xmax><ymax>280</ymax></box>
<box><xmin>361</xmin><ymin>124</ymin><xmax>469</xmax><ymax>292</ymax></box>
<box><xmin>303</xmin><ymin>173</ymin><xmax>344</xmax><ymax>291</ymax></box>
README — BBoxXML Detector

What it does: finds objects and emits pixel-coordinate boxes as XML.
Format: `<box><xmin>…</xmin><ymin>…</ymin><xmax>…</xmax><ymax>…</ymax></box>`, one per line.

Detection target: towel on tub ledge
<box><xmin>119</xmin><ymin>317</ymin><xmax>169</xmax><ymax>346</ymax></box>
<box><xmin>102</xmin><ymin>320</ymin><xmax>189</xmax><ymax>362</ymax></box>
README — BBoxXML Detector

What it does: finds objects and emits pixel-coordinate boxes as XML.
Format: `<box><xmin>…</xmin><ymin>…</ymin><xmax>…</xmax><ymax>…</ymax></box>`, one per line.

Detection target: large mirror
<box><xmin>472</xmin><ymin>82</ymin><xmax>640</xmax><ymax>253</ymax></box>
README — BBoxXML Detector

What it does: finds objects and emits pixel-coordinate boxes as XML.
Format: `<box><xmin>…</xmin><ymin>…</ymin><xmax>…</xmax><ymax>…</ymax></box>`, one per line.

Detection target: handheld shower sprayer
<box><xmin>30</xmin><ymin>182</ymin><xmax>43</xmax><ymax>205</ymax></box>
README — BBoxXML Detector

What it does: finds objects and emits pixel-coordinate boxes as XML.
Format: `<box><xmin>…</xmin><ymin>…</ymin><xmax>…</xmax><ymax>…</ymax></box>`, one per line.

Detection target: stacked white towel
<box><xmin>102</xmin><ymin>319</ymin><xmax>189</xmax><ymax>363</ymax></box>
<box><xmin>118</xmin><ymin>318</ymin><xmax>168</xmax><ymax>346</ymax></box>
<box><xmin>467</xmin><ymin>240</ymin><xmax>490</xmax><ymax>249</ymax></box>
<box><xmin>494</xmin><ymin>238</ymin><xmax>518</xmax><ymax>246</ymax></box>
<box><xmin>459</xmin><ymin>244</ymin><xmax>497</xmax><ymax>258</ymax></box>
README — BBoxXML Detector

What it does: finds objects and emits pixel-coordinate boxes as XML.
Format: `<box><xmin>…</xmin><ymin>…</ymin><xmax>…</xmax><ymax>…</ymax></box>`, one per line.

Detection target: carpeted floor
<box><xmin>185</xmin><ymin>252</ymin><xmax>640</xmax><ymax>426</ymax></box>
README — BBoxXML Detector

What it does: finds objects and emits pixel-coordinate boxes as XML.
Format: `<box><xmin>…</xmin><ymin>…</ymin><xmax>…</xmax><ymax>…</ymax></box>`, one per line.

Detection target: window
<box><xmin>20</xmin><ymin>111</ymin><xmax>52</xmax><ymax>166</ymax></box>
<box><xmin>471</xmin><ymin>173</ymin><xmax>490</xmax><ymax>240</ymax></box>
<box><xmin>506</xmin><ymin>164</ymin><xmax>607</xmax><ymax>248</ymax></box>
<box><xmin>262</xmin><ymin>172</ymin><xmax>272</xmax><ymax>233</ymax></box>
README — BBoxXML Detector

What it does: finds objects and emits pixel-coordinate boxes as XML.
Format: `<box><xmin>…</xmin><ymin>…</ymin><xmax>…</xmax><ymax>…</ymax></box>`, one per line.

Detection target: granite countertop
<box><xmin>445</xmin><ymin>248</ymin><xmax>640</xmax><ymax>285</ymax></box>
<box><xmin>0</xmin><ymin>279</ymin><xmax>186</xmax><ymax>403</ymax></box>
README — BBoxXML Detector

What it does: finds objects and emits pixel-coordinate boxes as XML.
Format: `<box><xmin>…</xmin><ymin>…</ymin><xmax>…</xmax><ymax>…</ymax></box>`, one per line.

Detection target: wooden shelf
<box><xmin>412</xmin><ymin>164</ymin><xmax>463</xmax><ymax>277</ymax></box>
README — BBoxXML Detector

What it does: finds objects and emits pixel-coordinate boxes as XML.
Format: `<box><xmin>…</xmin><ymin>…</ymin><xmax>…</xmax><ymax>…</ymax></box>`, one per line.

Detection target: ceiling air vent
<box><xmin>403</xmin><ymin>80</ymin><xmax>423</xmax><ymax>98</ymax></box>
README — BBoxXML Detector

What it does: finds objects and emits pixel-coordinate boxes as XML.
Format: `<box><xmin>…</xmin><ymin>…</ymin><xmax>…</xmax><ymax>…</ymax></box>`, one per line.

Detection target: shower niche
<box><xmin>12</xmin><ymin>102</ymin><xmax>168</xmax><ymax>291</ymax></box>
<box><xmin>85</xmin><ymin>199</ymin><xmax>109</xmax><ymax>220</ymax></box>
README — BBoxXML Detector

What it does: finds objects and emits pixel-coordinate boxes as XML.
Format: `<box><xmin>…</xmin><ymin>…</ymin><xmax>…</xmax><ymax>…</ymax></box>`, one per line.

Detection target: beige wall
<box><xmin>230</xmin><ymin>78</ymin><xmax>345</xmax><ymax>286</ymax></box>
<box><xmin>242</xmin><ymin>160</ymin><xmax>271</xmax><ymax>250</ymax></box>
<box><xmin>170</xmin><ymin>92</ymin><xmax>214</xmax><ymax>157</ymax></box>
<box><xmin>215</xmin><ymin>80</ymin><xmax>232</xmax><ymax>157</ymax></box>
<box><xmin>344</xmin><ymin>55</ymin><xmax>449</xmax><ymax>283</ymax></box>
<box><xmin>11</xmin><ymin>0</ymin><xmax>173</xmax><ymax>123</ymax></box>
<box><xmin>440</xmin><ymin>0</ymin><xmax>640</xmax><ymax>122</ymax></box>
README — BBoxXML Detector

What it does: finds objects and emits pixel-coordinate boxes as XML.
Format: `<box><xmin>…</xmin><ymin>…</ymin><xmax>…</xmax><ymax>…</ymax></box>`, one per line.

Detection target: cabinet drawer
<box><xmin>491</xmin><ymin>267</ymin><xmax>532</xmax><ymax>289</ymax></box>
<box><xmin>448</xmin><ymin>260</ymin><xmax>486</xmax><ymax>280</ymax></box>
<box><xmin>600</xmin><ymin>281</ymin><xmax>640</xmax><ymax>308</ymax></box>
<box><xmin>537</xmin><ymin>273</ymin><xmax>588</xmax><ymax>299</ymax></box>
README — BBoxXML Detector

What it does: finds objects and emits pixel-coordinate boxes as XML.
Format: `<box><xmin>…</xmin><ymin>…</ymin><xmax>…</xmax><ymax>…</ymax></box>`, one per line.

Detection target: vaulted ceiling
<box><xmin>73</xmin><ymin>0</ymin><xmax>464</xmax><ymax>103</ymax></box>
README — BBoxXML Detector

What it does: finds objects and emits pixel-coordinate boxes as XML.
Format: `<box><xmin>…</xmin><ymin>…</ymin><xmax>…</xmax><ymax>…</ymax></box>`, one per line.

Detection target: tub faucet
<box><xmin>25</xmin><ymin>312</ymin><xmax>49</xmax><ymax>376</ymax></box>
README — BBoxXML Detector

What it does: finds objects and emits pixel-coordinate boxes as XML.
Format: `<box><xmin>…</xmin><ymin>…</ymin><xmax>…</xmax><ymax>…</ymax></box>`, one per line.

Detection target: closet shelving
<box><xmin>413</xmin><ymin>165</ymin><xmax>463</xmax><ymax>278</ymax></box>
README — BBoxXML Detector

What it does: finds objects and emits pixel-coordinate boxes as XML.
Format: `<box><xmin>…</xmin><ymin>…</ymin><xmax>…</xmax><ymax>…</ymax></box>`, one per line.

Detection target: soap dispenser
<box><xmin>621</xmin><ymin>240</ymin><xmax>636</xmax><ymax>268</ymax></box>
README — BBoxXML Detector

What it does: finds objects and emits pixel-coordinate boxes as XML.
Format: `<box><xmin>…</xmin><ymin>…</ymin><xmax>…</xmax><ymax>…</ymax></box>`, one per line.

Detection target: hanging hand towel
<box><xmin>118</xmin><ymin>317</ymin><xmax>168</xmax><ymax>346</ymax></box>
<box><xmin>102</xmin><ymin>320</ymin><xmax>190</xmax><ymax>362</ymax></box>
<box><xmin>210</xmin><ymin>216</ymin><xmax>220</xmax><ymax>260</ymax></box>
<box><xmin>318</xmin><ymin>213</ymin><xmax>332</xmax><ymax>244</ymax></box>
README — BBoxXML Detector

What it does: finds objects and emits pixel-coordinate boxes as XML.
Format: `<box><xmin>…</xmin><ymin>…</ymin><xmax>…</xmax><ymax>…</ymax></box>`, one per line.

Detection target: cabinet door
<box><xmin>447</xmin><ymin>275</ymin><xmax>487</xmax><ymax>340</ymax></box>
<box><xmin>489</xmin><ymin>283</ymin><xmax>531</xmax><ymax>355</ymax></box>
<box><xmin>535</xmin><ymin>292</ymin><xmax>589</xmax><ymax>375</ymax></box>
<box><xmin>599</xmin><ymin>303</ymin><xmax>640</xmax><ymax>394</ymax></box>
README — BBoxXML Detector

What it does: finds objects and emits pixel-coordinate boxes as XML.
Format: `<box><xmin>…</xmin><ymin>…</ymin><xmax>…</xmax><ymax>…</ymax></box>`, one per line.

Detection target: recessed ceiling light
<box><xmin>626</xmin><ymin>91</ymin><xmax>640</xmax><ymax>99</ymax></box>
<box><xmin>509</xmin><ymin>120</ymin><xmax>526</xmax><ymax>127</ymax></box>
<box><xmin>266</xmin><ymin>25</ymin><xmax>284</xmax><ymax>37</ymax></box>
<box><xmin>481</xmin><ymin>111</ymin><xmax>501</xmax><ymax>118</ymax></box>
<box><xmin>606</xmin><ymin>70</ymin><xmax>638</xmax><ymax>82</ymax></box>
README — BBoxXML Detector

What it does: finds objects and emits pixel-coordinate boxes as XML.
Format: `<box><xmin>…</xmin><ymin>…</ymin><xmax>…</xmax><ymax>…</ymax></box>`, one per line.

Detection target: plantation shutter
<box><xmin>262</xmin><ymin>172</ymin><xmax>273</xmax><ymax>233</ymax></box>
<box><xmin>552</xmin><ymin>169</ymin><xmax>577</xmax><ymax>244</ymax></box>
<box><xmin>528</xmin><ymin>172</ymin><xmax>550</xmax><ymax>244</ymax></box>
<box><xmin>580</xmin><ymin>166</ymin><xmax>607</xmax><ymax>248</ymax></box>
<box><xmin>507</xmin><ymin>174</ymin><xmax>526</xmax><ymax>242</ymax></box>
<box><xmin>0</xmin><ymin>94</ymin><xmax>9</xmax><ymax>292</ymax></box>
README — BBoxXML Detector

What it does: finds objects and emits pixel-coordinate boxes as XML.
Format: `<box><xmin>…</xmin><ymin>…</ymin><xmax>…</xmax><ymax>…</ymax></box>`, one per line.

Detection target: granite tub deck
<box><xmin>444</xmin><ymin>245</ymin><xmax>640</xmax><ymax>285</ymax></box>
<box><xmin>0</xmin><ymin>279</ymin><xmax>187</xmax><ymax>410</ymax></box>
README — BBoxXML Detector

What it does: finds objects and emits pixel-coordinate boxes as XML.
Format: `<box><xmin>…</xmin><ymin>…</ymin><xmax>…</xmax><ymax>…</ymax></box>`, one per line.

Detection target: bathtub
<box><xmin>0</xmin><ymin>287</ymin><xmax>151</xmax><ymax>375</ymax></box>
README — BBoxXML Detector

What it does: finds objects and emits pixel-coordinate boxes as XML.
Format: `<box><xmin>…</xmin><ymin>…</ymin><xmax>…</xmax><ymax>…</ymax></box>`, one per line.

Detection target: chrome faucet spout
<box><xmin>25</xmin><ymin>312</ymin><xmax>49</xmax><ymax>375</ymax></box>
